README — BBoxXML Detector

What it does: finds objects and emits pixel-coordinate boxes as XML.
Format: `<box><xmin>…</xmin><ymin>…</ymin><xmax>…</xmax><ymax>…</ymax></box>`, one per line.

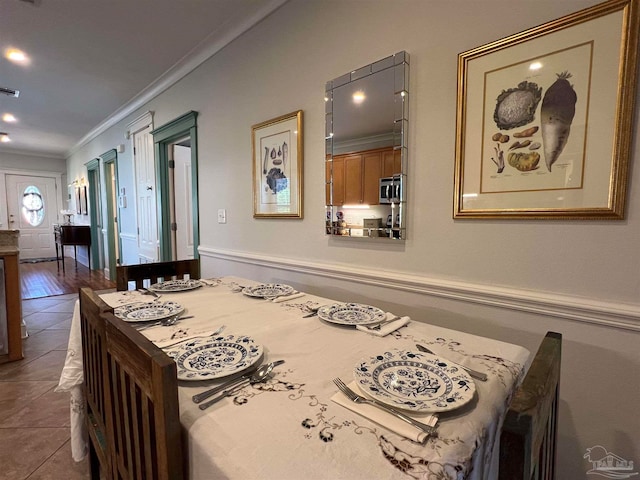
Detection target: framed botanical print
<box><xmin>454</xmin><ymin>0</ymin><xmax>639</xmax><ymax>219</ymax></box>
<box><xmin>252</xmin><ymin>110</ymin><xmax>303</xmax><ymax>218</ymax></box>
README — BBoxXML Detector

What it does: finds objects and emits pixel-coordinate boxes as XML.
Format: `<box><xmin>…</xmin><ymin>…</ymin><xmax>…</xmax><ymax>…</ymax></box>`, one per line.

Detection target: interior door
<box><xmin>87</xmin><ymin>164</ymin><xmax>102</xmax><ymax>270</ymax></box>
<box><xmin>105</xmin><ymin>161</ymin><xmax>120</xmax><ymax>276</ymax></box>
<box><xmin>172</xmin><ymin>143</ymin><xmax>193</xmax><ymax>260</ymax></box>
<box><xmin>5</xmin><ymin>174</ymin><xmax>58</xmax><ymax>259</ymax></box>
<box><xmin>133</xmin><ymin>124</ymin><xmax>158</xmax><ymax>263</ymax></box>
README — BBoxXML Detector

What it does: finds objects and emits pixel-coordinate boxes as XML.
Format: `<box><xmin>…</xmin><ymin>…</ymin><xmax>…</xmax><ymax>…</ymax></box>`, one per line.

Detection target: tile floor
<box><xmin>0</xmin><ymin>293</ymin><xmax>89</xmax><ymax>480</ymax></box>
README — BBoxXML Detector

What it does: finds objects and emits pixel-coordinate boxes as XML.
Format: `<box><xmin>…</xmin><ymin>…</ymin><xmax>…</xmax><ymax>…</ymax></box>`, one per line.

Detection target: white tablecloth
<box><xmin>57</xmin><ymin>277</ymin><xmax>529</xmax><ymax>479</ymax></box>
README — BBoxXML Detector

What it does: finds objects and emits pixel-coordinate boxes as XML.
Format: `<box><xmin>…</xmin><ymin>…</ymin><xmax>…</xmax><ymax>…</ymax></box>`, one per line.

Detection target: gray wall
<box><xmin>66</xmin><ymin>1</ymin><xmax>640</xmax><ymax>477</ymax></box>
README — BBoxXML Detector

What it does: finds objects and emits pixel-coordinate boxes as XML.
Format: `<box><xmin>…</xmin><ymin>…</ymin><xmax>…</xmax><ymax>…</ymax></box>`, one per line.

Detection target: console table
<box><xmin>54</xmin><ymin>225</ymin><xmax>91</xmax><ymax>273</ymax></box>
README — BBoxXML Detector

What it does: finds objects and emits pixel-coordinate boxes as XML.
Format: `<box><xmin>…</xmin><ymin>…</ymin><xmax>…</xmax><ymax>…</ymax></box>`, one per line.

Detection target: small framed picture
<box><xmin>81</xmin><ymin>186</ymin><xmax>88</xmax><ymax>215</ymax></box>
<box><xmin>75</xmin><ymin>187</ymin><xmax>82</xmax><ymax>214</ymax></box>
<box><xmin>252</xmin><ymin>110</ymin><xmax>303</xmax><ymax>218</ymax></box>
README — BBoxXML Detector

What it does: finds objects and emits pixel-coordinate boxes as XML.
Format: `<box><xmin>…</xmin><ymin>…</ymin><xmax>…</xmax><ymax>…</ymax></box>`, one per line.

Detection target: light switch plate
<box><xmin>217</xmin><ymin>209</ymin><xmax>227</xmax><ymax>224</ymax></box>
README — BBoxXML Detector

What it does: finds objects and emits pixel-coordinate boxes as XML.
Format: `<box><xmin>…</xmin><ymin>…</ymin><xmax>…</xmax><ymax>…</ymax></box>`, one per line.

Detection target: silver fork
<box><xmin>333</xmin><ymin>378</ymin><xmax>438</xmax><ymax>438</ymax></box>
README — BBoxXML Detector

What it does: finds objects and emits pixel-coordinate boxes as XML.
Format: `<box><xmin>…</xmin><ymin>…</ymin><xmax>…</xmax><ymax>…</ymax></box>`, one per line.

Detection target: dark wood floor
<box><xmin>20</xmin><ymin>258</ymin><xmax>116</xmax><ymax>299</ymax></box>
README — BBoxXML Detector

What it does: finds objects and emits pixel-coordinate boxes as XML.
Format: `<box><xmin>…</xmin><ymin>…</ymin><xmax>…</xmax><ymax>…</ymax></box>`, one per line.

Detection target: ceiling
<box><xmin>0</xmin><ymin>0</ymin><xmax>287</xmax><ymax>159</ymax></box>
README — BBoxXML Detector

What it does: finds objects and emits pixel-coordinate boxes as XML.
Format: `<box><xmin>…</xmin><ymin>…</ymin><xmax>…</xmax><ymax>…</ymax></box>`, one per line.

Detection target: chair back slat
<box><xmin>116</xmin><ymin>259</ymin><xmax>200</xmax><ymax>291</ymax></box>
<box><xmin>499</xmin><ymin>331</ymin><xmax>562</xmax><ymax>480</ymax></box>
<box><xmin>79</xmin><ymin>287</ymin><xmax>113</xmax><ymax>480</ymax></box>
<box><xmin>103</xmin><ymin>311</ymin><xmax>184</xmax><ymax>480</ymax></box>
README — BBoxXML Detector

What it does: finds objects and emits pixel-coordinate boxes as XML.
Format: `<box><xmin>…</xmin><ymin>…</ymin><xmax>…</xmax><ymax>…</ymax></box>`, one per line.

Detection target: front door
<box><xmin>5</xmin><ymin>174</ymin><xmax>59</xmax><ymax>259</ymax></box>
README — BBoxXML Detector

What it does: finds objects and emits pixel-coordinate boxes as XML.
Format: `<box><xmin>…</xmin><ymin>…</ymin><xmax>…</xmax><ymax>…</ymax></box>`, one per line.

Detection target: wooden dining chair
<box><xmin>79</xmin><ymin>287</ymin><xmax>114</xmax><ymax>480</ymax></box>
<box><xmin>499</xmin><ymin>331</ymin><xmax>562</xmax><ymax>480</ymax></box>
<box><xmin>103</xmin><ymin>310</ymin><xmax>184</xmax><ymax>479</ymax></box>
<box><xmin>116</xmin><ymin>259</ymin><xmax>201</xmax><ymax>291</ymax></box>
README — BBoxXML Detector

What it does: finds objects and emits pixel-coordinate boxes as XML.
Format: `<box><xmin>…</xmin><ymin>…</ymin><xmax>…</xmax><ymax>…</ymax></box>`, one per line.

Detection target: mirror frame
<box><xmin>325</xmin><ymin>51</ymin><xmax>409</xmax><ymax>240</ymax></box>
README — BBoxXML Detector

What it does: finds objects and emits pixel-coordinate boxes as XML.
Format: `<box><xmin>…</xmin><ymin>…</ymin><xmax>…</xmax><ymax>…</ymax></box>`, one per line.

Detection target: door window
<box><xmin>21</xmin><ymin>185</ymin><xmax>45</xmax><ymax>226</ymax></box>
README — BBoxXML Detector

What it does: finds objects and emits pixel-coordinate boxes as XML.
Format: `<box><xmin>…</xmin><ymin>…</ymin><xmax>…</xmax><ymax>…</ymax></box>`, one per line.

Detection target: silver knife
<box><xmin>415</xmin><ymin>344</ymin><xmax>488</xmax><ymax>382</ymax></box>
<box><xmin>192</xmin><ymin>359</ymin><xmax>285</xmax><ymax>404</ymax></box>
<box><xmin>197</xmin><ymin>360</ymin><xmax>285</xmax><ymax>410</ymax></box>
<box><xmin>302</xmin><ymin>306</ymin><xmax>323</xmax><ymax>318</ymax></box>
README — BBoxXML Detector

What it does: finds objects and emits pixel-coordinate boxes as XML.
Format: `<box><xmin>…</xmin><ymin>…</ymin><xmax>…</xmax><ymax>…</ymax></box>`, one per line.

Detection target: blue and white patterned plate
<box><xmin>168</xmin><ymin>334</ymin><xmax>263</xmax><ymax>381</ymax></box>
<box><xmin>242</xmin><ymin>283</ymin><xmax>295</xmax><ymax>298</ymax></box>
<box><xmin>354</xmin><ymin>349</ymin><xmax>476</xmax><ymax>412</ymax></box>
<box><xmin>317</xmin><ymin>303</ymin><xmax>386</xmax><ymax>326</ymax></box>
<box><xmin>148</xmin><ymin>279</ymin><xmax>202</xmax><ymax>292</ymax></box>
<box><xmin>114</xmin><ymin>301</ymin><xmax>184</xmax><ymax>323</ymax></box>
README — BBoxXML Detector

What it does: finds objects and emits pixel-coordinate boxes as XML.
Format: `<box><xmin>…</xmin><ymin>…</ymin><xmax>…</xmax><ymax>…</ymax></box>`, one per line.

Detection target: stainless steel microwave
<box><xmin>379</xmin><ymin>175</ymin><xmax>401</xmax><ymax>204</ymax></box>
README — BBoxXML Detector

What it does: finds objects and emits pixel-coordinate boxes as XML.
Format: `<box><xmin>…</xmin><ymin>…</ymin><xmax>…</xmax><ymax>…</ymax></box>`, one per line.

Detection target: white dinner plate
<box><xmin>353</xmin><ymin>349</ymin><xmax>476</xmax><ymax>412</ymax></box>
<box><xmin>242</xmin><ymin>283</ymin><xmax>295</xmax><ymax>298</ymax></box>
<box><xmin>114</xmin><ymin>301</ymin><xmax>184</xmax><ymax>323</ymax></box>
<box><xmin>167</xmin><ymin>334</ymin><xmax>263</xmax><ymax>381</ymax></box>
<box><xmin>317</xmin><ymin>303</ymin><xmax>386</xmax><ymax>326</ymax></box>
<box><xmin>148</xmin><ymin>279</ymin><xmax>202</xmax><ymax>292</ymax></box>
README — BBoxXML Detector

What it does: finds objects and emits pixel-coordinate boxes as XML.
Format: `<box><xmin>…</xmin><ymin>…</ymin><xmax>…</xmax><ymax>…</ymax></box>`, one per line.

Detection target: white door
<box><xmin>5</xmin><ymin>174</ymin><xmax>58</xmax><ymax>259</ymax></box>
<box><xmin>173</xmin><ymin>144</ymin><xmax>193</xmax><ymax>260</ymax></box>
<box><xmin>133</xmin><ymin>124</ymin><xmax>158</xmax><ymax>263</ymax></box>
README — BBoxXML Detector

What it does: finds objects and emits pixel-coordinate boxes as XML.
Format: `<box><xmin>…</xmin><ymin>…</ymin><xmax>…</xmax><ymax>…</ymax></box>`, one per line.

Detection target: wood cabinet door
<box><xmin>363</xmin><ymin>151</ymin><xmax>382</xmax><ymax>205</ymax></box>
<box><xmin>329</xmin><ymin>157</ymin><xmax>345</xmax><ymax>205</ymax></box>
<box><xmin>382</xmin><ymin>149</ymin><xmax>402</xmax><ymax>177</ymax></box>
<box><xmin>344</xmin><ymin>154</ymin><xmax>363</xmax><ymax>204</ymax></box>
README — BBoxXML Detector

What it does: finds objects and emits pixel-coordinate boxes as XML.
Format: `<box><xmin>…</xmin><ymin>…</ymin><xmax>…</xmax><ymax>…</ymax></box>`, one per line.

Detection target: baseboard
<box><xmin>198</xmin><ymin>246</ymin><xmax>640</xmax><ymax>332</ymax></box>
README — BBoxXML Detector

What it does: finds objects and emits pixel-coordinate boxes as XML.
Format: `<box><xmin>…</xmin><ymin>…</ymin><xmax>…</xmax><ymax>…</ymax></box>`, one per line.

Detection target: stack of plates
<box><xmin>318</xmin><ymin>303</ymin><xmax>386</xmax><ymax>326</ymax></box>
<box><xmin>148</xmin><ymin>279</ymin><xmax>202</xmax><ymax>292</ymax></box>
<box><xmin>353</xmin><ymin>349</ymin><xmax>476</xmax><ymax>412</ymax></box>
<box><xmin>166</xmin><ymin>334</ymin><xmax>264</xmax><ymax>381</ymax></box>
<box><xmin>114</xmin><ymin>301</ymin><xmax>184</xmax><ymax>323</ymax></box>
<box><xmin>242</xmin><ymin>283</ymin><xmax>295</xmax><ymax>298</ymax></box>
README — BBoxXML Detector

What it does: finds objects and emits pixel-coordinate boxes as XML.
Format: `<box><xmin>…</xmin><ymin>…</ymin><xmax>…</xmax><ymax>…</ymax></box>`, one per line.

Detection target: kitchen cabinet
<box><xmin>382</xmin><ymin>148</ymin><xmax>402</xmax><ymax>177</ymax></box>
<box><xmin>326</xmin><ymin>156</ymin><xmax>344</xmax><ymax>205</ymax></box>
<box><xmin>327</xmin><ymin>146</ymin><xmax>393</xmax><ymax>206</ymax></box>
<box><xmin>344</xmin><ymin>154</ymin><xmax>363</xmax><ymax>204</ymax></box>
<box><xmin>362</xmin><ymin>151</ymin><xmax>383</xmax><ymax>205</ymax></box>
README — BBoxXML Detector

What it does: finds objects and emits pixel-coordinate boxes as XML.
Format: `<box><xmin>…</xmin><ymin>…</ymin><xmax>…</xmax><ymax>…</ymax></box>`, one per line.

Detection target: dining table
<box><xmin>56</xmin><ymin>276</ymin><xmax>530</xmax><ymax>479</ymax></box>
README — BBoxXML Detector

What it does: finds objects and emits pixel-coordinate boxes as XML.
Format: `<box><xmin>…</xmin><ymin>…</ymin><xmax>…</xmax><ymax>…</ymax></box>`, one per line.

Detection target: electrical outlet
<box><xmin>217</xmin><ymin>209</ymin><xmax>227</xmax><ymax>224</ymax></box>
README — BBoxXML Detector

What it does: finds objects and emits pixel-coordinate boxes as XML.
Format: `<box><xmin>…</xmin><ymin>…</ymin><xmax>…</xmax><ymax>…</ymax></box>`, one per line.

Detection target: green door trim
<box><xmin>85</xmin><ymin>158</ymin><xmax>101</xmax><ymax>270</ymax></box>
<box><xmin>151</xmin><ymin>111</ymin><xmax>199</xmax><ymax>261</ymax></box>
<box><xmin>101</xmin><ymin>148</ymin><xmax>120</xmax><ymax>281</ymax></box>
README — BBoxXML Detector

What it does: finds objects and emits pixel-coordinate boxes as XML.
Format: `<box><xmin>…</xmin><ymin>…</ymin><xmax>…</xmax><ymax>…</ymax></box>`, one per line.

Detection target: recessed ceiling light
<box><xmin>0</xmin><ymin>132</ymin><xmax>11</xmax><ymax>143</ymax></box>
<box><xmin>2</xmin><ymin>113</ymin><xmax>17</xmax><ymax>123</ymax></box>
<box><xmin>5</xmin><ymin>48</ymin><xmax>29</xmax><ymax>64</ymax></box>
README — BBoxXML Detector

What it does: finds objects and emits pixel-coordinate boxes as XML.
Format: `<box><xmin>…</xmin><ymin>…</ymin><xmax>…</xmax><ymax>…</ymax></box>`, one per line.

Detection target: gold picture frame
<box><xmin>81</xmin><ymin>185</ymin><xmax>88</xmax><ymax>215</ymax></box>
<box><xmin>454</xmin><ymin>0</ymin><xmax>639</xmax><ymax>219</ymax></box>
<box><xmin>252</xmin><ymin>110</ymin><xmax>304</xmax><ymax>218</ymax></box>
<box><xmin>75</xmin><ymin>187</ymin><xmax>82</xmax><ymax>214</ymax></box>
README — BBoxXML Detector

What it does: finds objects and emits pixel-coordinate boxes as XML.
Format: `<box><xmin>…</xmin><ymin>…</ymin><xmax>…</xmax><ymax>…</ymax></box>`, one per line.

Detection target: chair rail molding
<box><xmin>199</xmin><ymin>246</ymin><xmax>640</xmax><ymax>332</ymax></box>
